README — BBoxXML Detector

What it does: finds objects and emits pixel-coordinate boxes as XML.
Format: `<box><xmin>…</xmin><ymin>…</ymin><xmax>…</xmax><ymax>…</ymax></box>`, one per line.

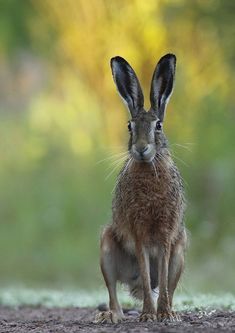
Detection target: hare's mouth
<box><xmin>131</xmin><ymin>144</ymin><xmax>156</xmax><ymax>163</ymax></box>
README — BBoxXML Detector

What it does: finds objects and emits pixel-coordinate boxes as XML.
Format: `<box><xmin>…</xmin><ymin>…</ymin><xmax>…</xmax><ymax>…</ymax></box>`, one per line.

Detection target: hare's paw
<box><xmin>94</xmin><ymin>311</ymin><xmax>124</xmax><ymax>324</ymax></box>
<box><xmin>139</xmin><ymin>312</ymin><xmax>157</xmax><ymax>322</ymax></box>
<box><xmin>157</xmin><ymin>310</ymin><xmax>181</xmax><ymax>322</ymax></box>
<box><xmin>171</xmin><ymin>311</ymin><xmax>181</xmax><ymax>321</ymax></box>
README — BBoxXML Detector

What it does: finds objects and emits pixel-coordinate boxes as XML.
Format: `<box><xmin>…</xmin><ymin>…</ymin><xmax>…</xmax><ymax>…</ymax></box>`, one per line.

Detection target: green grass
<box><xmin>0</xmin><ymin>288</ymin><xmax>234</xmax><ymax>311</ymax></box>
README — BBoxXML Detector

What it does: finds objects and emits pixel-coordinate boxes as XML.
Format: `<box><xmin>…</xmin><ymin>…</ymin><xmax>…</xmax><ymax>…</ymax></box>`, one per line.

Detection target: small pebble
<box><xmin>127</xmin><ymin>310</ymin><xmax>139</xmax><ymax>316</ymax></box>
<box><xmin>97</xmin><ymin>303</ymin><xmax>108</xmax><ymax>312</ymax></box>
<box><xmin>217</xmin><ymin>322</ymin><xmax>224</xmax><ymax>327</ymax></box>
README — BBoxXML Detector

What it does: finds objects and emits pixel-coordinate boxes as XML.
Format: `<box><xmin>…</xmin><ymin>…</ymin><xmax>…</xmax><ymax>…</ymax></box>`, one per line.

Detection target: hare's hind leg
<box><xmin>168</xmin><ymin>233</ymin><xmax>186</xmax><ymax>310</ymax></box>
<box><xmin>156</xmin><ymin>242</ymin><xmax>174</xmax><ymax>321</ymax></box>
<box><xmin>95</xmin><ymin>226</ymin><xmax>124</xmax><ymax>324</ymax></box>
<box><xmin>157</xmin><ymin>231</ymin><xmax>186</xmax><ymax>322</ymax></box>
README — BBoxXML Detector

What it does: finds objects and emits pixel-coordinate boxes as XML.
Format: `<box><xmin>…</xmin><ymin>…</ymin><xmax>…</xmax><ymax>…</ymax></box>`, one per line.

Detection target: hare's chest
<box><xmin>114</xmin><ymin>179</ymin><xmax>166</xmax><ymax>224</ymax></box>
<box><xmin>121</xmin><ymin>176</ymin><xmax>168</xmax><ymax>216</ymax></box>
<box><xmin>113</xmin><ymin>171</ymin><xmax>182</xmax><ymax>232</ymax></box>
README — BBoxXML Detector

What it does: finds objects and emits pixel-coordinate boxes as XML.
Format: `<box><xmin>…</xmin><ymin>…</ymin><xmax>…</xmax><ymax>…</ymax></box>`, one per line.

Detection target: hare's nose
<box><xmin>132</xmin><ymin>144</ymin><xmax>153</xmax><ymax>162</ymax></box>
<box><xmin>133</xmin><ymin>144</ymin><xmax>149</xmax><ymax>156</ymax></box>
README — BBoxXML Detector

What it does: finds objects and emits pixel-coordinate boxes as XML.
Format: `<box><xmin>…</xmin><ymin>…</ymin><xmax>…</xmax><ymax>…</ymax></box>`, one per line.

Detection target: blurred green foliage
<box><xmin>0</xmin><ymin>0</ymin><xmax>234</xmax><ymax>292</ymax></box>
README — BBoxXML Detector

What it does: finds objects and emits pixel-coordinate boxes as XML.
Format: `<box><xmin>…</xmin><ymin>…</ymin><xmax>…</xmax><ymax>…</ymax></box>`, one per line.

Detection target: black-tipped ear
<box><xmin>110</xmin><ymin>56</ymin><xmax>144</xmax><ymax>117</ymax></box>
<box><xmin>150</xmin><ymin>54</ymin><xmax>176</xmax><ymax>122</ymax></box>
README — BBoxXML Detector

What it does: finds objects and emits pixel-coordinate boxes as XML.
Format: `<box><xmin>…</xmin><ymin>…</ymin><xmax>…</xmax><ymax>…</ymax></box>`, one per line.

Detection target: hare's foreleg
<box><xmin>157</xmin><ymin>242</ymin><xmax>179</xmax><ymax>321</ymax></box>
<box><xmin>135</xmin><ymin>241</ymin><xmax>156</xmax><ymax>322</ymax></box>
<box><xmin>95</xmin><ymin>227</ymin><xmax>124</xmax><ymax>324</ymax></box>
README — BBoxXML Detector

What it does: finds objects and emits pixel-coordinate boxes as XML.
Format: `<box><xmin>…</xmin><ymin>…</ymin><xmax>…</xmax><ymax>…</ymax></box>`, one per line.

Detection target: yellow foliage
<box><xmin>31</xmin><ymin>0</ymin><xmax>233</xmax><ymax>155</ymax></box>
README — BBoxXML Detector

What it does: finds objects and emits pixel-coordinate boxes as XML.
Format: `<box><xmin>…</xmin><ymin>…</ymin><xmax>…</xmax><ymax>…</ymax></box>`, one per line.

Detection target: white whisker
<box><xmin>96</xmin><ymin>151</ymin><xmax>129</xmax><ymax>165</ymax></box>
<box><xmin>171</xmin><ymin>152</ymin><xmax>189</xmax><ymax>167</ymax></box>
<box><xmin>151</xmin><ymin>160</ymin><xmax>158</xmax><ymax>180</ymax></box>
<box><xmin>111</xmin><ymin>158</ymin><xmax>133</xmax><ymax>194</ymax></box>
<box><xmin>170</xmin><ymin>143</ymin><xmax>192</xmax><ymax>152</ymax></box>
<box><xmin>154</xmin><ymin>155</ymin><xmax>168</xmax><ymax>173</ymax></box>
<box><xmin>121</xmin><ymin>157</ymin><xmax>133</xmax><ymax>177</ymax></box>
<box><xmin>155</xmin><ymin>152</ymin><xmax>189</xmax><ymax>188</ymax></box>
<box><xmin>105</xmin><ymin>162</ymin><xmax>123</xmax><ymax>181</ymax></box>
<box><xmin>105</xmin><ymin>155</ymin><xmax>129</xmax><ymax>173</ymax></box>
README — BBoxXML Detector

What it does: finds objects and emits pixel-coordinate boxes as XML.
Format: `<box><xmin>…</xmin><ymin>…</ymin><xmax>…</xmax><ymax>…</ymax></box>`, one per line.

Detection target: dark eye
<box><xmin>156</xmin><ymin>121</ymin><xmax>162</xmax><ymax>131</ymax></box>
<box><xmin>127</xmin><ymin>121</ymin><xmax>132</xmax><ymax>132</ymax></box>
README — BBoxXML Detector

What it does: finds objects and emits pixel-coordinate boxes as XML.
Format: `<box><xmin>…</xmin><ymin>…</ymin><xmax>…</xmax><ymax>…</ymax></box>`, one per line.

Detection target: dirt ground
<box><xmin>0</xmin><ymin>305</ymin><xmax>234</xmax><ymax>333</ymax></box>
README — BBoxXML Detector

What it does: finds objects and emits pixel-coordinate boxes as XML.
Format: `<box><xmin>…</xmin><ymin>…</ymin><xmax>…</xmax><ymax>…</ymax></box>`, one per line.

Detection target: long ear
<box><xmin>150</xmin><ymin>54</ymin><xmax>176</xmax><ymax>122</ymax></box>
<box><xmin>110</xmin><ymin>56</ymin><xmax>144</xmax><ymax>117</ymax></box>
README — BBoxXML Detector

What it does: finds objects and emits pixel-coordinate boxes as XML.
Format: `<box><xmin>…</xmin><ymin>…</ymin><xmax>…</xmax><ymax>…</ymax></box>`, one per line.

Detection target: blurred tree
<box><xmin>0</xmin><ymin>0</ymin><xmax>234</xmax><ymax>291</ymax></box>
<box><xmin>0</xmin><ymin>0</ymin><xmax>34</xmax><ymax>54</ymax></box>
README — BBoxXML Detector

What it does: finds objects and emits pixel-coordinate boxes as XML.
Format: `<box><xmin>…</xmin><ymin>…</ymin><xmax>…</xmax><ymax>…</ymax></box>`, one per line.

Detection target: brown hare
<box><xmin>96</xmin><ymin>54</ymin><xmax>187</xmax><ymax>323</ymax></box>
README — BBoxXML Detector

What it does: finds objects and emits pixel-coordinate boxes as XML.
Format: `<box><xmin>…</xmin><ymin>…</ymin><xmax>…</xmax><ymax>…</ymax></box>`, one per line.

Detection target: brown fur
<box><xmin>95</xmin><ymin>54</ymin><xmax>187</xmax><ymax>324</ymax></box>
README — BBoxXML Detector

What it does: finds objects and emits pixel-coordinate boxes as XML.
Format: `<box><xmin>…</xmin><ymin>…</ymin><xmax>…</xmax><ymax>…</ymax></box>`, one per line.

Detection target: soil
<box><xmin>0</xmin><ymin>305</ymin><xmax>234</xmax><ymax>333</ymax></box>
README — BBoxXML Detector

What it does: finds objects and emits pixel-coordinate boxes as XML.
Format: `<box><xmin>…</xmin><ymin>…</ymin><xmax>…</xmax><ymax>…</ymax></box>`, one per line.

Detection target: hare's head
<box><xmin>111</xmin><ymin>54</ymin><xmax>176</xmax><ymax>163</ymax></box>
